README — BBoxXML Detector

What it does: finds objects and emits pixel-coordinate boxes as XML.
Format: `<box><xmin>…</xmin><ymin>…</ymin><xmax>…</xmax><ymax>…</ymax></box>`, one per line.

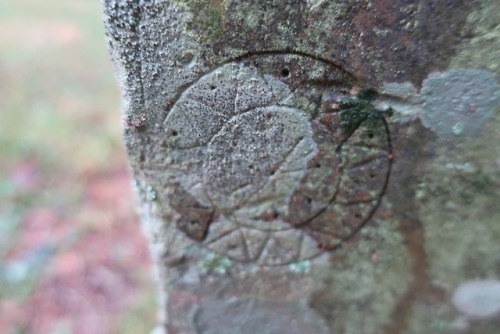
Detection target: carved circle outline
<box><xmin>163</xmin><ymin>50</ymin><xmax>393</xmax><ymax>265</ymax></box>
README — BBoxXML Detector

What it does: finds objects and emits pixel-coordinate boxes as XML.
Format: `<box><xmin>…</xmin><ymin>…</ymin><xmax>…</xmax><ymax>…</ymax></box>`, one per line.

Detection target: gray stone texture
<box><xmin>102</xmin><ymin>0</ymin><xmax>500</xmax><ymax>333</ymax></box>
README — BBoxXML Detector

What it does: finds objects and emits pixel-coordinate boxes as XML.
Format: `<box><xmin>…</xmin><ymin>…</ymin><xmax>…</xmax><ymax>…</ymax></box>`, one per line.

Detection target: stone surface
<box><xmin>103</xmin><ymin>0</ymin><xmax>500</xmax><ymax>333</ymax></box>
<box><xmin>194</xmin><ymin>299</ymin><xmax>330</xmax><ymax>334</ymax></box>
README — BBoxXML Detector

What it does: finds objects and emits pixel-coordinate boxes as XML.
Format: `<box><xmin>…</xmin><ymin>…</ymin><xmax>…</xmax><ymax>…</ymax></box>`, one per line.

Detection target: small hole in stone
<box><xmin>281</xmin><ymin>68</ymin><xmax>290</xmax><ymax>77</ymax></box>
<box><xmin>171</xmin><ymin>130</ymin><xmax>178</xmax><ymax>136</ymax></box>
<box><xmin>210</xmin><ymin>85</ymin><xmax>217</xmax><ymax>90</ymax></box>
<box><xmin>369</xmin><ymin>172</ymin><xmax>376</xmax><ymax>178</ymax></box>
<box><xmin>248</xmin><ymin>165</ymin><xmax>254</xmax><ymax>170</ymax></box>
<box><xmin>305</xmin><ymin>197</ymin><xmax>312</xmax><ymax>204</ymax></box>
<box><xmin>368</xmin><ymin>133</ymin><xmax>374</xmax><ymax>138</ymax></box>
<box><xmin>315</xmin><ymin>162</ymin><xmax>322</xmax><ymax>168</ymax></box>
<box><xmin>270</xmin><ymin>170</ymin><xmax>276</xmax><ymax>175</ymax></box>
<box><xmin>272</xmin><ymin>212</ymin><xmax>279</xmax><ymax>219</ymax></box>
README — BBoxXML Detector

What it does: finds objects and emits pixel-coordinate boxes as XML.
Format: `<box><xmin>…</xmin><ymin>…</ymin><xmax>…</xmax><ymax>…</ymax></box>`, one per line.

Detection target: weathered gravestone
<box><xmin>102</xmin><ymin>1</ymin><xmax>500</xmax><ymax>333</ymax></box>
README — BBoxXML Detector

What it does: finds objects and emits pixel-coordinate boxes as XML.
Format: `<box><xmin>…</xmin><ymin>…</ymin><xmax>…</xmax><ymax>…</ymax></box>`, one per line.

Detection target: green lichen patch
<box><xmin>403</xmin><ymin>112</ymin><xmax>500</xmax><ymax>333</ymax></box>
<box><xmin>288</xmin><ymin>260</ymin><xmax>311</xmax><ymax>274</ymax></box>
<box><xmin>174</xmin><ymin>0</ymin><xmax>228</xmax><ymax>41</ymax></box>
<box><xmin>450</xmin><ymin>0</ymin><xmax>500</xmax><ymax>77</ymax></box>
<box><xmin>199</xmin><ymin>252</ymin><xmax>232</xmax><ymax>275</ymax></box>
<box><xmin>417</xmin><ymin>110</ymin><xmax>500</xmax><ymax>284</ymax></box>
<box><xmin>417</xmin><ymin>164</ymin><xmax>495</xmax><ymax>206</ymax></box>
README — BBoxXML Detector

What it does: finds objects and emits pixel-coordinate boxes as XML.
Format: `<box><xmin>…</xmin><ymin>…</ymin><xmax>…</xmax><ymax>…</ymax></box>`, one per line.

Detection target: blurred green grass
<box><xmin>0</xmin><ymin>0</ymin><xmax>122</xmax><ymax>172</ymax></box>
<box><xmin>0</xmin><ymin>1</ymin><xmax>157</xmax><ymax>333</ymax></box>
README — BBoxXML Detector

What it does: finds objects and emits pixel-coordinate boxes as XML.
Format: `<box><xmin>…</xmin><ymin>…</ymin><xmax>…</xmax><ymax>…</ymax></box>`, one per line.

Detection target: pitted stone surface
<box><xmin>204</xmin><ymin>106</ymin><xmax>311</xmax><ymax>210</ymax></box>
<box><xmin>193</xmin><ymin>299</ymin><xmax>330</xmax><ymax>334</ymax></box>
<box><xmin>162</xmin><ymin>53</ymin><xmax>391</xmax><ymax>265</ymax></box>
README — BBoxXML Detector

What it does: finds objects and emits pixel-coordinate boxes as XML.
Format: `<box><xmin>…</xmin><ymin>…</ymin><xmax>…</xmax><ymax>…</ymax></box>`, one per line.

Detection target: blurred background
<box><xmin>0</xmin><ymin>1</ymin><xmax>157</xmax><ymax>333</ymax></box>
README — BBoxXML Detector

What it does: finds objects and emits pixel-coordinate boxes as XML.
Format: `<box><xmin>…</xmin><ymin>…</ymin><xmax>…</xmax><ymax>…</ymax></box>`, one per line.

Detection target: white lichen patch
<box><xmin>452</xmin><ymin>280</ymin><xmax>500</xmax><ymax>320</ymax></box>
<box><xmin>419</xmin><ymin>70</ymin><xmax>499</xmax><ymax>139</ymax></box>
<box><xmin>289</xmin><ymin>260</ymin><xmax>312</xmax><ymax>274</ymax></box>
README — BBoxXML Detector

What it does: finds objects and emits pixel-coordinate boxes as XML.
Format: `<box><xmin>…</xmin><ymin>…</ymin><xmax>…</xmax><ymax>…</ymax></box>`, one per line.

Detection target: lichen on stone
<box><xmin>452</xmin><ymin>280</ymin><xmax>500</xmax><ymax>320</ymax></box>
<box><xmin>200</xmin><ymin>252</ymin><xmax>232</xmax><ymax>275</ymax></box>
<box><xmin>420</xmin><ymin>70</ymin><xmax>499</xmax><ymax>139</ymax></box>
<box><xmin>450</xmin><ymin>0</ymin><xmax>500</xmax><ymax>76</ymax></box>
<box><xmin>173</xmin><ymin>0</ymin><xmax>228</xmax><ymax>41</ymax></box>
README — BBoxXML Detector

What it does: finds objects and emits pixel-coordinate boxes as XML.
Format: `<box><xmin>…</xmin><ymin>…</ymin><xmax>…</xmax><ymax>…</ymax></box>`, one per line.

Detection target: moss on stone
<box><xmin>338</xmin><ymin>89</ymin><xmax>393</xmax><ymax>133</ymax></box>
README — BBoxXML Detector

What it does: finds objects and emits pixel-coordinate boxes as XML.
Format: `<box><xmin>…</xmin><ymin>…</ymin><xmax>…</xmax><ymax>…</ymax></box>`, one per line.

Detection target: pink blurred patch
<box><xmin>1</xmin><ymin>168</ymin><xmax>154</xmax><ymax>334</ymax></box>
<box><xmin>11</xmin><ymin>160</ymin><xmax>40</xmax><ymax>191</ymax></box>
<box><xmin>6</xmin><ymin>208</ymin><xmax>70</xmax><ymax>261</ymax></box>
<box><xmin>0</xmin><ymin>20</ymin><xmax>81</xmax><ymax>49</ymax></box>
<box><xmin>22</xmin><ymin>229</ymin><xmax>150</xmax><ymax>334</ymax></box>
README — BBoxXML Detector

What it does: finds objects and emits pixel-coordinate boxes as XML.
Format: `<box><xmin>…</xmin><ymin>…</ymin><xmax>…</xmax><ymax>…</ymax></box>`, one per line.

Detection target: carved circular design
<box><xmin>162</xmin><ymin>52</ymin><xmax>391</xmax><ymax>265</ymax></box>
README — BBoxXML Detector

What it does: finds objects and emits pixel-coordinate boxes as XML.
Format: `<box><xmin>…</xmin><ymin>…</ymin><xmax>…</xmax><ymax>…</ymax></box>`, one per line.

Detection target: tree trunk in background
<box><xmin>102</xmin><ymin>1</ymin><xmax>500</xmax><ymax>333</ymax></box>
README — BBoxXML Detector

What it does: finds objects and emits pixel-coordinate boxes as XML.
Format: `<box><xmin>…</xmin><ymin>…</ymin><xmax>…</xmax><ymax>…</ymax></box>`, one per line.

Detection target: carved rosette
<box><xmin>161</xmin><ymin>52</ymin><xmax>391</xmax><ymax>265</ymax></box>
